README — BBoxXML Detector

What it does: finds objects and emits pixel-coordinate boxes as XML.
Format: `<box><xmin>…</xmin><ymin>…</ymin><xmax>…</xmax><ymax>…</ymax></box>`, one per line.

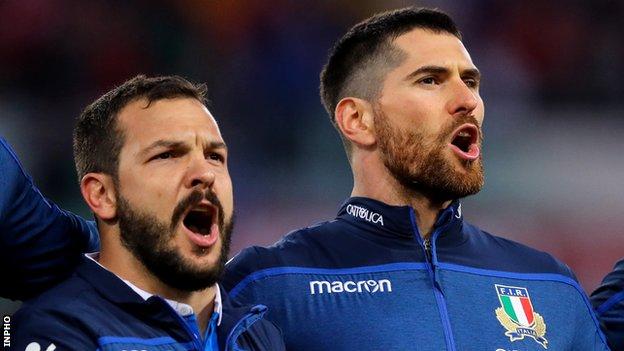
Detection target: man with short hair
<box><xmin>8</xmin><ymin>75</ymin><xmax>284</xmax><ymax>351</ymax></box>
<box><xmin>221</xmin><ymin>7</ymin><xmax>609</xmax><ymax>350</ymax></box>
<box><xmin>0</xmin><ymin>7</ymin><xmax>611</xmax><ymax>351</ymax></box>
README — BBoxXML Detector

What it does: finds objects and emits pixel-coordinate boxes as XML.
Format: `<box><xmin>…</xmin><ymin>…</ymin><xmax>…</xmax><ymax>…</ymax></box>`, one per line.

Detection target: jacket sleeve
<box><xmin>12</xmin><ymin>305</ymin><xmax>98</xmax><ymax>350</ymax></box>
<box><xmin>0</xmin><ymin>137</ymin><xmax>100</xmax><ymax>301</ymax></box>
<box><xmin>591</xmin><ymin>258</ymin><xmax>624</xmax><ymax>350</ymax></box>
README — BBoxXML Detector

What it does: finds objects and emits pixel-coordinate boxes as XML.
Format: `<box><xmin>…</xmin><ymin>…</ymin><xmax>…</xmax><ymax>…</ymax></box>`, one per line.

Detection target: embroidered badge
<box><xmin>494</xmin><ymin>284</ymin><xmax>548</xmax><ymax>349</ymax></box>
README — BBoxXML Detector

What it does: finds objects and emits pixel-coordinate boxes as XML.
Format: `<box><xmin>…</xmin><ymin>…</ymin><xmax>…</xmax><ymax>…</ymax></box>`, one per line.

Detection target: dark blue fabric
<box><xmin>592</xmin><ymin>258</ymin><xmax>624</xmax><ymax>350</ymax></box>
<box><xmin>222</xmin><ymin>197</ymin><xmax>609</xmax><ymax>351</ymax></box>
<box><xmin>0</xmin><ymin>137</ymin><xmax>99</xmax><ymax>300</ymax></box>
<box><xmin>12</xmin><ymin>257</ymin><xmax>284</xmax><ymax>350</ymax></box>
<box><xmin>0</xmin><ymin>136</ymin><xmax>609</xmax><ymax>349</ymax></box>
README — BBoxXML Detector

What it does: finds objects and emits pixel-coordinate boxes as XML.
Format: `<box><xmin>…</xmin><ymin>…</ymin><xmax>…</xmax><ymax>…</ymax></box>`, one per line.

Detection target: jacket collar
<box><xmin>75</xmin><ymin>257</ymin><xmax>267</xmax><ymax>347</ymax></box>
<box><xmin>336</xmin><ymin>197</ymin><xmax>466</xmax><ymax>246</ymax></box>
<box><xmin>76</xmin><ymin>256</ymin><xmax>146</xmax><ymax>305</ymax></box>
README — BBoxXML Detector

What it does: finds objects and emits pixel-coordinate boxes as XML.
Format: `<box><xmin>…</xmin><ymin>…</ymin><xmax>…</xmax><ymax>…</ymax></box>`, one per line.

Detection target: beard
<box><xmin>375</xmin><ymin>108</ymin><xmax>484</xmax><ymax>202</ymax></box>
<box><xmin>116</xmin><ymin>189</ymin><xmax>233</xmax><ymax>292</ymax></box>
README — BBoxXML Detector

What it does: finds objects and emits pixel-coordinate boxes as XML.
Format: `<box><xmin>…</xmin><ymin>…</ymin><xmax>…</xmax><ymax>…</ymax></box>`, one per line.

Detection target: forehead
<box><xmin>117</xmin><ymin>97</ymin><xmax>224</xmax><ymax>148</ymax></box>
<box><xmin>391</xmin><ymin>28</ymin><xmax>475</xmax><ymax>70</ymax></box>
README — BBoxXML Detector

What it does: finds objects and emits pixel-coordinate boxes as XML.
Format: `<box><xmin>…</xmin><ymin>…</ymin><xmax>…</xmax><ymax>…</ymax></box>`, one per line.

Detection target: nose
<box><xmin>446</xmin><ymin>79</ymin><xmax>479</xmax><ymax>117</ymax></box>
<box><xmin>184</xmin><ymin>152</ymin><xmax>215</xmax><ymax>190</ymax></box>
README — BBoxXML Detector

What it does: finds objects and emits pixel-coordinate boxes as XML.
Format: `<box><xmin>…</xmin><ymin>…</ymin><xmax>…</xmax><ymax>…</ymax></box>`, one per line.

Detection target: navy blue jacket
<box><xmin>591</xmin><ymin>259</ymin><xmax>624</xmax><ymax>350</ymax></box>
<box><xmin>13</xmin><ymin>256</ymin><xmax>285</xmax><ymax>350</ymax></box>
<box><xmin>1</xmin><ymin>137</ymin><xmax>284</xmax><ymax>350</ymax></box>
<box><xmin>0</xmin><ymin>137</ymin><xmax>609</xmax><ymax>349</ymax></box>
<box><xmin>0</xmin><ymin>137</ymin><xmax>99</xmax><ymax>300</ymax></box>
<box><xmin>222</xmin><ymin>197</ymin><xmax>609</xmax><ymax>350</ymax></box>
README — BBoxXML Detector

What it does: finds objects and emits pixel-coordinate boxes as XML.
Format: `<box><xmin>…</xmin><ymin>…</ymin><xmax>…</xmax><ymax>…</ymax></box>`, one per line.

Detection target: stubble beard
<box><xmin>374</xmin><ymin>108</ymin><xmax>485</xmax><ymax>203</ymax></box>
<box><xmin>116</xmin><ymin>189</ymin><xmax>233</xmax><ymax>292</ymax></box>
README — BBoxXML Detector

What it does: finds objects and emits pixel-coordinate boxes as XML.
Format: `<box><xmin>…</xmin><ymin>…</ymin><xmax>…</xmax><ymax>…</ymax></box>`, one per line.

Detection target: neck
<box><xmin>351</xmin><ymin>156</ymin><xmax>451</xmax><ymax>238</ymax></box>
<box><xmin>98</xmin><ymin>233</ymin><xmax>216</xmax><ymax>333</ymax></box>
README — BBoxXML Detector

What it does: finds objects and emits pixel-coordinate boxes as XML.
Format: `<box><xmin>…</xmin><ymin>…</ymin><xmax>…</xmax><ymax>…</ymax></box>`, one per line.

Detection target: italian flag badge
<box><xmin>495</xmin><ymin>284</ymin><xmax>548</xmax><ymax>348</ymax></box>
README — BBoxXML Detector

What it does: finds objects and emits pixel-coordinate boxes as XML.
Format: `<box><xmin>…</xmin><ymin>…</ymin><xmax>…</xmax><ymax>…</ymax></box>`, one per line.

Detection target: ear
<box><xmin>80</xmin><ymin>173</ymin><xmax>117</xmax><ymax>221</ymax></box>
<box><xmin>334</xmin><ymin>97</ymin><xmax>376</xmax><ymax>148</ymax></box>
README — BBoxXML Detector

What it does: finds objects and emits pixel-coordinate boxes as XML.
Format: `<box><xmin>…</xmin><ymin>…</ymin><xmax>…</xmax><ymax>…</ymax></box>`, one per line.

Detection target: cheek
<box><xmin>216</xmin><ymin>176</ymin><xmax>234</xmax><ymax>211</ymax></box>
<box><xmin>478</xmin><ymin>113</ymin><xmax>485</xmax><ymax>127</ymax></box>
<box><xmin>150</xmin><ymin>189</ymin><xmax>164</xmax><ymax>200</ymax></box>
<box><xmin>475</xmin><ymin>98</ymin><xmax>485</xmax><ymax>123</ymax></box>
<box><xmin>386</xmin><ymin>92</ymin><xmax>432</xmax><ymax>117</ymax></box>
<box><xmin>120</xmin><ymin>178</ymin><xmax>174</xmax><ymax>215</ymax></box>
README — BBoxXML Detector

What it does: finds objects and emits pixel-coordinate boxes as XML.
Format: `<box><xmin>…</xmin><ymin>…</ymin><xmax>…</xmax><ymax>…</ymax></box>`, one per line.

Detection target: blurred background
<box><xmin>2</xmin><ymin>0</ymin><xmax>624</xmax><ymax>315</ymax></box>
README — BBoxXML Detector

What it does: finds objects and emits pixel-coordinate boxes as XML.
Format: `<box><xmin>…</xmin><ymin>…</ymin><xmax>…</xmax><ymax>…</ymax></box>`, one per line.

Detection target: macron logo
<box><xmin>346</xmin><ymin>204</ymin><xmax>384</xmax><ymax>226</ymax></box>
<box><xmin>309</xmin><ymin>279</ymin><xmax>392</xmax><ymax>295</ymax></box>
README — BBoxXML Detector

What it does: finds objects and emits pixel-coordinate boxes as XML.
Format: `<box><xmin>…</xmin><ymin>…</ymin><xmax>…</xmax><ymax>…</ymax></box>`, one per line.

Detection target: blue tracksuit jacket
<box><xmin>222</xmin><ymin>197</ymin><xmax>609</xmax><ymax>351</ymax></box>
<box><xmin>0</xmin><ymin>137</ymin><xmax>610</xmax><ymax>349</ymax></box>
<box><xmin>1</xmin><ymin>137</ymin><xmax>285</xmax><ymax>350</ymax></box>
<box><xmin>591</xmin><ymin>259</ymin><xmax>624</xmax><ymax>350</ymax></box>
<box><xmin>12</xmin><ymin>256</ymin><xmax>284</xmax><ymax>351</ymax></box>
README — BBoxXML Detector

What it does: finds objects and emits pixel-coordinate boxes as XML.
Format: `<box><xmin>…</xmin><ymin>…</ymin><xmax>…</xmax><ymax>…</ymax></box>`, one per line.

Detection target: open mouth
<box><xmin>183</xmin><ymin>207</ymin><xmax>213</xmax><ymax>235</ymax></box>
<box><xmin>181</xmin><ymin>204</ymin><xmax>219</xmax><ymax>247</ymax></box>
<box><xmin>449</xmin><ymin>124</ymin><xmax>480</xmax><ymax>160</ymax></box>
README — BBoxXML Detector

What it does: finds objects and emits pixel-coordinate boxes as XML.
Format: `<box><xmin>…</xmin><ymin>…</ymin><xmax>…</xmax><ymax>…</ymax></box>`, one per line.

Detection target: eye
<box><xmin>156</xmin><ymin>152</ymin><xmax>173</xmax><ymax>160</ymax></box>
<box><xmin>419</xmin><ymin>77</ymin><xmax>438</xmax><ymax>85</ymax></box>
<box><xmin>149</xmin><ymin>151</ymin><xmax>179</xmax><ymax>161</ymax></box>
<box><xmin>208</xmin><ymin>152</ymin><xmax>225</xmax><ymax>163</ymax></box>
<box><xmin>463</xmin><ymin>78</ymin><xmax>479</xmax><ymax>88</ymax></box>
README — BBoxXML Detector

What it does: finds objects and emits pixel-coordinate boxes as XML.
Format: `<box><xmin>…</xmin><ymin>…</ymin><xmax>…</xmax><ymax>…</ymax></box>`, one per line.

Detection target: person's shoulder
<box><xmin>16</xmin><ymin>272</ymin><xmax>98</xmax><ymax>315</ymax></box>
<box><xmin>270</xmin><ymin>218</ymin><xmax>346</xmax><ymax>252</ymax></box>
<box><xmin>222</xmin><ymin>220</ymin><xmax>339</xmax><ymax>288</ymax></box>
<box><xmin>592</xmin><ymin>258</ymin><xmax>624</xmax><ymax>312</ymax></box>
<box><xmin>591</xmin><ymin>258</ymin><xmax>624</xmax><ymax>351</ymax></box>
<box><xmin>12</xmin><ymin>275</ymin><xmax>99</xmax><ymax>349</ymax></box>
<box><xmin>231</xmin><ymin>219</ymin><xmax>340</xmax><ymax>266</ymax></box>
<box><xmin>461</xmin><ymin>222</ymin><xmax>575</xmax><ymax>278</ymax></box>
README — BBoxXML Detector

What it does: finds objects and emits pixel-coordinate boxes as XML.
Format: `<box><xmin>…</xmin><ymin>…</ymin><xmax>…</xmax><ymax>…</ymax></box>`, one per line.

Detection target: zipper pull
<box><xmin>423</xmin><ymin>237</ymin><xmax>432</xmax><ymax>261</ymax></box>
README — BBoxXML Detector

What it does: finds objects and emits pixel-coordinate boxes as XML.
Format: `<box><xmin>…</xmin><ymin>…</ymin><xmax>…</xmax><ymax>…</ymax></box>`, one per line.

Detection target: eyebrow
<box><xmin>405</xmin><ymin>65</ymin><xmax>481</xmax><ymax>81</ymax></box>
<box><xmin>139</xmin><ymin>139</ymin><xmax>227</xmax><ymax>158</ymax></box>
<box><xmin>462</xmin><ymin>68</ymin><xmax>481</xmax><ymax>80</ymax></box>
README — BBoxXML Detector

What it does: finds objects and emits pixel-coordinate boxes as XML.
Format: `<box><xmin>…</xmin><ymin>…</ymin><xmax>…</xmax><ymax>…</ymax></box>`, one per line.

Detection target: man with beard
<box><xmin>8</xmin><ymin>75</ymin><xmax>284</xmax><ymax>351</ymax></box>
<box><xmin>0</xmin><ymin>7</ymin><xmax>611</xmax><ymax>351</ymax></box>
<box><xmin>220</xmin><ymin>7</ymin><xmax>610</xmax><ymax>351</ymax></box>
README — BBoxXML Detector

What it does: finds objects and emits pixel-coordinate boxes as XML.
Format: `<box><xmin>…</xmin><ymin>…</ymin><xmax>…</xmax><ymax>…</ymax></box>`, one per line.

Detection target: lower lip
<box><xmin>449</xmin><ymin>143</ymin><xmax>480</xmax><ymax>160</ymax></box>
<box><xmin>183</xmin><ymin>223</ymin><xmax>219</xmax><ymax>248</ymax></box>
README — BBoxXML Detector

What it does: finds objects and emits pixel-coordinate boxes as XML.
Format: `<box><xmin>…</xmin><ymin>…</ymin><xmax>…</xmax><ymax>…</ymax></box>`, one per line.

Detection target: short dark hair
<box><xmin>73</xmin><ymin>75</ymin><xmax>208</xmax><ymax>181</ymax></box>
<box><xmin>319</xmin><ymin>7</ymin><xmax>461</xmax><ymax>152</ymax></box>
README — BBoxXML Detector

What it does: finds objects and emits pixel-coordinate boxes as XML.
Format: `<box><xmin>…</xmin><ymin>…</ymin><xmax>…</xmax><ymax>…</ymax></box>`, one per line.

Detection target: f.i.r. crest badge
<box><xmin>494</xmin><ymin>284</ymin><xmax>548</xmax><ymax>349</ymax></box>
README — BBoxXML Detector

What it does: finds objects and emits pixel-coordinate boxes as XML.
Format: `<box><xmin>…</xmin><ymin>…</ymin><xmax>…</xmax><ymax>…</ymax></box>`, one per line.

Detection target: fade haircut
<box><xmin>319</xmin><ymin>7</ymin><xmax>461</xmax><ymax>155</ymax></box>
<box><xmin>73</xmin><ymin>75</ymin><xmax>208</xmax><ymax>181</ymax></box>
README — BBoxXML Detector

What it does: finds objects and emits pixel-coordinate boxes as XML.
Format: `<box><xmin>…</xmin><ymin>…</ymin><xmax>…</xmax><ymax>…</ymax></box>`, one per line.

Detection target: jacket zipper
<box><xmin>423</xmin><ymin>238</ymin><xmax>432</xmax><ymax>261</ymax></box>
<box><xmin>427</xmin><ymin>228</ymin><xmax>457</xmax><ymax>351</ymax></box>
<box><xmin>409</xmin><ymin>210</ymin><xmax>456</xmax><ymax>351</ymax></box>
